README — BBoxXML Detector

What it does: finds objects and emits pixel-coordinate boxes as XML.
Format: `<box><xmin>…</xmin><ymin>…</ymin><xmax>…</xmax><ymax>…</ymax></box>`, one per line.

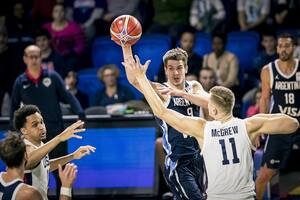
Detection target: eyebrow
<box><xmin>167</xmin><ymin>64</ymin><xmax>184</xmax><ymax>68</ymax></box>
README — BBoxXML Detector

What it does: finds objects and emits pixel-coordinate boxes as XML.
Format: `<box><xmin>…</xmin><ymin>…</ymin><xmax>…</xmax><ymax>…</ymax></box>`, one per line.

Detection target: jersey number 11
<box><xmin>219</xmin><ymin>138</ymin><xmax>240</xmax><ymax>165</ymax></box>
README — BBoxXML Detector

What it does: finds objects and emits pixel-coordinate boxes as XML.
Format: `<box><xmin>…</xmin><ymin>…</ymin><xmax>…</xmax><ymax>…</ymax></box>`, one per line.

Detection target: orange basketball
<box><xmin>110</xmin><ymin>15</ymin><xmax>142</xmax><ymax>46</ymax></box>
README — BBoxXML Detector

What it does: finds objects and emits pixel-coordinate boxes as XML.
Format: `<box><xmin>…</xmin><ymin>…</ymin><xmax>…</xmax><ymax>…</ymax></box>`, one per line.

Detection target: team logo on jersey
<box><xmin>270</xmin><ymin>159</ymin><xmax>280</xmax><ymax>164</ymax></box>
<box><xmin>275</xmin><ymin>75</ymin><xmax>280</xmax><ymax>80</ymax></box>
<box><xmin>42</xmin><ymin>78</ymin><xmax>51</xmax><ymax>87</ymax></box>
<box><xmin>296</xmin><ymin>72</ymin><xmax>300</xmax><ymax>81</ymax></box>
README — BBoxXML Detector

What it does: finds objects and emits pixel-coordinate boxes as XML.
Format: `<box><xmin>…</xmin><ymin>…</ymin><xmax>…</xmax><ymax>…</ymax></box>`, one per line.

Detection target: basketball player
<box><xmin>122</xmin><ymin>55</ymin><xmax>299</xmax><ymax>199</ymax></box>
<box><xmin>255</xmin><ymin>33</ymin><xmax>300</xmax><ymax>199</ymax></box>
<box><xmin>122</xmin><ymin>45</ymin><xmax>209</xmax><ymax>199</ymax></box>
<box><xmin>0</xmin><ymin>132</ymin><xmax>78</xmax><ymax>200</ymax></box>
<box><xmin>13</xmin><ymin>105</ymin><xmax>95</xmax><ymax>199</ymax></box>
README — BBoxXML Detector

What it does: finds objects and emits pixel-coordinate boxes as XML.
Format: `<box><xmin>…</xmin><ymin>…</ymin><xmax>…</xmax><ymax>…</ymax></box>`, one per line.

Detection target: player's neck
<box><xmin>278</xmin><ymin>59</ymin><xmax>296</xmax><ymax>74</ymax></box>
<box><xmin>167</xmin><ymin>81</ymin><xmax>185</xmax><ymax>90</ymax></box>
<box><xmin>4</xmin><ymin>167</ymin><xmax>25</xmax><ymax>182</ymax></box>
<box><xmin>25</xmin><ymin>137</ymin><xmax>42</xmax><ymax>147</ymax></box>
<box><xmin>216</xmin><ymin>113</ymin><xmax>233</xmax><ymax>123</ymax></box>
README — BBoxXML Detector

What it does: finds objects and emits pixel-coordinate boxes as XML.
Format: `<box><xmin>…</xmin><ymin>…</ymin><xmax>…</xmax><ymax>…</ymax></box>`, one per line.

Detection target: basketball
<box><xmin>110</xmin><ymin>15</ymin><xmax>142</xmax><ymax>46</ymax></box>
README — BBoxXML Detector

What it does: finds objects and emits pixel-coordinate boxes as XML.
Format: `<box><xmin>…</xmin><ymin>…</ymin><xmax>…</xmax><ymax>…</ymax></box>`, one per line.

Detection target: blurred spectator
<box><xmin>64</xmin><ymin>71</ymin><xmax>89</xmax><ymax>109</ymax></box>
<box><xmin>294</xmin><ymin>33</ymin><xmax>300</xmax><ymax>59</ymax></box>
<box><xmin>93</xmin><ymin>64</ymin><xmax>135</xmax><ymax>107</ymax></box>
<box><xmin>252</xmin><ymin>31</ymin><xmax>278</xmax><ymax>80</ymax></box>
<box><xmin>43</xmin><ymin>3</ymin><xmax>86</xmax><ymax>71</ymax></box>
<box><xmin>65</xmin><ymin>0</ymin><xmax>105</xmax><ymax>42</ymax></box>
<box><xmin>198</xmin><ymin>67</ymin><xmax>217</xmax><ymax>120</ymax></box>
<box><xmin>147</xmin><ymin>0</ymin><xmax>192</xmax><ymax>42</ymax></box>
<box><xmin>5</xmin><ymin>1</ymin><xmax>34</xmax><ymax>64</ymax></box>
<box><xmin>31</xmin><ymin>0</ymin><xmax>57</xmax><ymax>26</ymax></box>
<box><xmin>10</xmin><ymin>45</ymin><xmax>85</xmax><ymax>196</ymax></box>
<box><xmin>202</xmin><ymin>32</ymin><xmax>239</xmax><ymax>92</ymax></box>
<box><xmin>0</xmin><ymin>26</ymin><xmax>20</xmax><ymax>116</ymax></box>
<box><xmin>246</xmin><ymin>87</ymin><xmax>261</xmax><ymax>117</ymax></box>
<box><xmin>157</xmin><ymin>30</ymin><xmax>202</xmax><ymax>82</ymax></box>
<box><xmin>190</xmin><ymin>0</ymin><xmax>226</xmax><ymax>33</ymax></box>
<box><xmin>34</xmin><ymin>28</ymin><xmax>68</xmax><ymax>78</ymax></box>
<box><xmin>96</xmin><ymin>0</ymin><xmax>140</xmax><ymax>36</ymax></box>
<box><xmin>237</xmin><ymin>0</ymin><xmax>270</xmax><ymax>31</ymax></box>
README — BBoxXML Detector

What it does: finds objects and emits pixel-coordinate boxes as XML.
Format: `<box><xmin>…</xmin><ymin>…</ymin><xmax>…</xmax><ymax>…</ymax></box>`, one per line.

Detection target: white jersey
<box><xmin>201</xmin><ymin>117</ymin><xmax>256</xmax><ymax>200</ymax></box>
<box><xmin>24</xmin><ymin>139</ymin><xmax>50</xmax><ymax>200</ymax></box>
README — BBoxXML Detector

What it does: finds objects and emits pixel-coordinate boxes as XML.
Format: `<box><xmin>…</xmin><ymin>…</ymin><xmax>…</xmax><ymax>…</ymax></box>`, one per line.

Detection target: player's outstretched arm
<box><xmin>122</xmin><ymin>55</ymin><xmax>206</xmax><ymax>140</ymax></box>
<box><xmin>25</xmin><ymin>120</ymin><xmax>86</xmax><ymax>170</ymax></box>
<box><xmin>246</xmin><ymin>113</ymin><xmax>299</xmax><ymax>143</ymax></box>
<box><xmin>50</xmin><ymin>145</ymin><xmax>96</xmax><ymax>172</ymax></box>
<box><xmin>156</xmin><ymin>80</ymin><xmax>209</xmax><ymax>108</ymax></box>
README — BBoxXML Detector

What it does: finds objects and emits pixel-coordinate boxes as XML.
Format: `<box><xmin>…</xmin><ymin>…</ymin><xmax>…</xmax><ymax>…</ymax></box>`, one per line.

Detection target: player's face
<box><xmin>277</xmin><ymin>38</ymin><xmax>294</xmax><ymax>61</ymax></box>
<box><xmin>23</xmin><ymin>50</ymin><xmax>42</xmax><ymax>68</ymax></box>
<box><xmin>164</xmin><ymin>60</ymin><xmax>187</xmax><ymax>87</ymax></box>
<box><xmin>22</xmin><ymin>112</ymin><xmax>47</xmax><ymax>143</ymax></box>
<box><xmin>103</xmin><ymin>69</ymin><xmax>117</xmax><ymax>87</ymax></box>
<box><xmin>199</xmin><ymin>70</ymin><xmax>216</xmax><ymax>92</ymax></box>
<box><xmin>52</xmin><ymin>5</ymin><xmax>65</xmax><ymax>21</ymax></box>
<box><xmin>36</xmin><ymin>36</ymin><xmax>50</xmax><ymax>52</ymax></box>
<box><xmin>180</xmin><ymin>32</ymin><xmax>195</xmax><ymax>53</ymax></box>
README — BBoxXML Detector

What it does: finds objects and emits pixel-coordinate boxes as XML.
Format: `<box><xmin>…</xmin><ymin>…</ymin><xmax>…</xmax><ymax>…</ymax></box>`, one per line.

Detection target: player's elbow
<box><xmin>289</xmin><ymin>118</ymin><xmax>299</xmax><ymax>133</ymax></box>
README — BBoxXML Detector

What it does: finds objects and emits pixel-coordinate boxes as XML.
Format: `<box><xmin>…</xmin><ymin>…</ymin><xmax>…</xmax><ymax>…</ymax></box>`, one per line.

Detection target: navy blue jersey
<box><xmin>156</xmin><ymin>81</ymin><xmax>200</xmax><ymax>163</ymax></box>
<box><xmin>0</xmin><ymin>173</ymin><xmax>23</xmax><ymax>200</ymax></box>
<box><xmin>269</xmin><ymin>59</ymin><xmax>300</xmax><ymax>122</ymax></box>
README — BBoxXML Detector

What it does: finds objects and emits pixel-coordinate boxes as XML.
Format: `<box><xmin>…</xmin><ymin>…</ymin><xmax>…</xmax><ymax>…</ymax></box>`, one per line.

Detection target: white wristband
<box><xmin>60</xmin><ymin>187</ymin><xmax>72</xmax><ymax>197</ymax></box>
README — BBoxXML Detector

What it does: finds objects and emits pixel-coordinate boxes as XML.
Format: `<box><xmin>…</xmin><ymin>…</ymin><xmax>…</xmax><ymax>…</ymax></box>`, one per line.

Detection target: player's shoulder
<box><xmin>17</xmin><ymin>184</ymin><xmax>42</xmax><ymax>200</ymax></box>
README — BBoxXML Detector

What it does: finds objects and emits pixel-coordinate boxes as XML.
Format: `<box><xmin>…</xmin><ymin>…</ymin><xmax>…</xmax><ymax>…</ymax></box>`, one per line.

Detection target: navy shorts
<box><xmin>164</xmin><ymin>154</ymin><xmax>207</xmax><ymax>200</ymax></box>
<box><xmin>262</xmin><ymin>131</ymin><xmax>300</xmax><ymax>169</ymax></box>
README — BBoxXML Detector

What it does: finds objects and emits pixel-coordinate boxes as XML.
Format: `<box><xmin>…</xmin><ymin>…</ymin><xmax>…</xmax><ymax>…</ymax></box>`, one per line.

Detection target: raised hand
<box><xmin>155</xmin><ymin>84</ymin><xmax>185</xmax><ymax>97</ymax></box>
<box><xmin>72</xmin><ymin>145</ymin><xmax>96</xmax><ymax>160</ymax></box>
<box><xmin>122</xmin><ymin>55</ymin><xmax>151</xmax><ymax>77</ymax></box>
<box><xmin>58</xmin><ymin>163</ymin><xmax>78</xmax><ymax>188</ymax></box>
<box><xmin>58</xmin><ymin>120</ymin><xmax>86</xmax><ymax>142</ymax></box>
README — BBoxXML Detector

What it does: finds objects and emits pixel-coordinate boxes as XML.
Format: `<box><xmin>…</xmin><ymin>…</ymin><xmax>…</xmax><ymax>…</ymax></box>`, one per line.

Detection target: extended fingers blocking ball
<box><xmin>110</xmin><ymin>15</ymin><xmax>142</xmax><ymax>46</ymax></box>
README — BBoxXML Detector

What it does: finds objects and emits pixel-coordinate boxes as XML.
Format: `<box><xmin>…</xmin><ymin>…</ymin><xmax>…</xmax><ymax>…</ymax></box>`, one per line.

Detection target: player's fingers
<box><xmin>144</xmin><ymin>60</ymin><xmax>151</xmax><ymax>69</ymax></box>
<box><xmin>69</xmin><ymin>120</ymin><xmax>84</xmax><ymax>130</ymax></box>
<box><xmin>84</xmin><ymin>145</ymin><xmax>96</xmax><ymax>152</ymax></box>
<box><xmin>72</xmin><ymin>134</ymin><xmax>83</xmax><ymax>139</ymax></box>
<box><xmin>73</xmin><ymin>128</ymin><xmax>86</xmax><ymax>133</ymax></box>
<box><xmin>134</xmin><ymin>55</ymin><xmax>140</xmax><ymax>65</ymax></box>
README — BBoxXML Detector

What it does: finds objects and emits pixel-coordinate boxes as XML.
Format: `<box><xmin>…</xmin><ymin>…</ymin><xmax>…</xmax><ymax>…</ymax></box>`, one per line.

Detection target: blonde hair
<box><xmin>97</xmin><ymin>64</ymin><xmax>120</xmax><ymax>82</ymax></box>
<box><xmin>163</xmin><ymin>48</ymin><xmax>188</xmax><ymax>67</ymax></box>
<box><xmin>209</xmin><ymin>86</ymin><xmax>235</xmax><ymax>114</ymax></box>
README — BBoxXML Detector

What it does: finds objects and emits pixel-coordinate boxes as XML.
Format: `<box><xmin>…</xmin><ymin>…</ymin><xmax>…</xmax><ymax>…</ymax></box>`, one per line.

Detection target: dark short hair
<box><xmin>35</xmin><ymin>28</ymin><xmax>51</xmax><ymax>40</ymax></box>
<box><xmin>212</xmin><ymin>31</ymin><xmax>227</xmax><ymax>45</ymax></box>
<box><xmin>163</xmin><ymin>48</ymin><xmax>188</xmax><ymax>67</ymax></box>
<box><xmin>97</xmin><ymin>64</ymin><xmax>120</xmax><ymax>82</ymax></box>
<box><xmin>13</xmin><ymin>105</ymin><xmax>41</xmax><ymax>131</ymax></box>
<box><xmin>0</xmin><ymin>132</ymin><xmax>26</xmax><ymax>168</ymax></box>
<box><xmin>278</xmin><ymin>33</ymin><xmax>295</xmax><ymax>45</ymax></box>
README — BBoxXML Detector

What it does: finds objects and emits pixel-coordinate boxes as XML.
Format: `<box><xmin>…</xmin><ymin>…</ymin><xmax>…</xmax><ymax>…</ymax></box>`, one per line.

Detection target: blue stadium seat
<box><xmin>194</xmin><ymin>32</ymin><xmax>212</xmax><ymax>56</ymax></box>
<box><xmin>133</xmin><ymin>34</ymin><xmax>171</xmax><ymax>81</ymax></box>
<box><xmin>92</xmin><ymin>36</ymin><xmax>125</xmax><ymax>76</ymax></box>
<box><xmin>77</xmin><ymin>68</ymin><xmax>103</xmax><ymax>105</ymax></box>
<box><xmin>227</xmin><ymin>31</ymin><xmax>260</xmax><ymax>73</ymax></box>
<box><xmin>119</xmin><ymin>76</ymin><xmax>143</xmax><ymax>100</ymax></box>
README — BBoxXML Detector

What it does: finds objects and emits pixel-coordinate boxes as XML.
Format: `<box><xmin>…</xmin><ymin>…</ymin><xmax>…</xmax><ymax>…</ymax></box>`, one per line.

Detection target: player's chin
<box><xmin>41</xmin><ymin>133</ymin><xmax>47</xmax><ymax>140</ymax></box>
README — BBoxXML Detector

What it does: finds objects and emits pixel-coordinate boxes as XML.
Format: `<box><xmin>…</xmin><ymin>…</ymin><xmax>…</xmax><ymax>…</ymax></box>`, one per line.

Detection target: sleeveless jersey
<box><xmin>24</xmin><ymin>139</ymin><xmax>50</xmax><ymax>200</ymax></box>
<box><xmin>268</xmin><ymin>59</ymin><xmax>300</xmax><ymax>122</ymax></box>
<box><xmin>156</xmin><ymin>81</ymin><xmax>201</xmax><ymax>164</ymax></box>
<box><xmin>202</xmin><ymin>118</ymin><xmax>256</xmax><ymax>200</ymax></box>
<box><xmin>0</xmin><ymin>173</ymin><xmax>24</xmax><ymax>200</ymax></box>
